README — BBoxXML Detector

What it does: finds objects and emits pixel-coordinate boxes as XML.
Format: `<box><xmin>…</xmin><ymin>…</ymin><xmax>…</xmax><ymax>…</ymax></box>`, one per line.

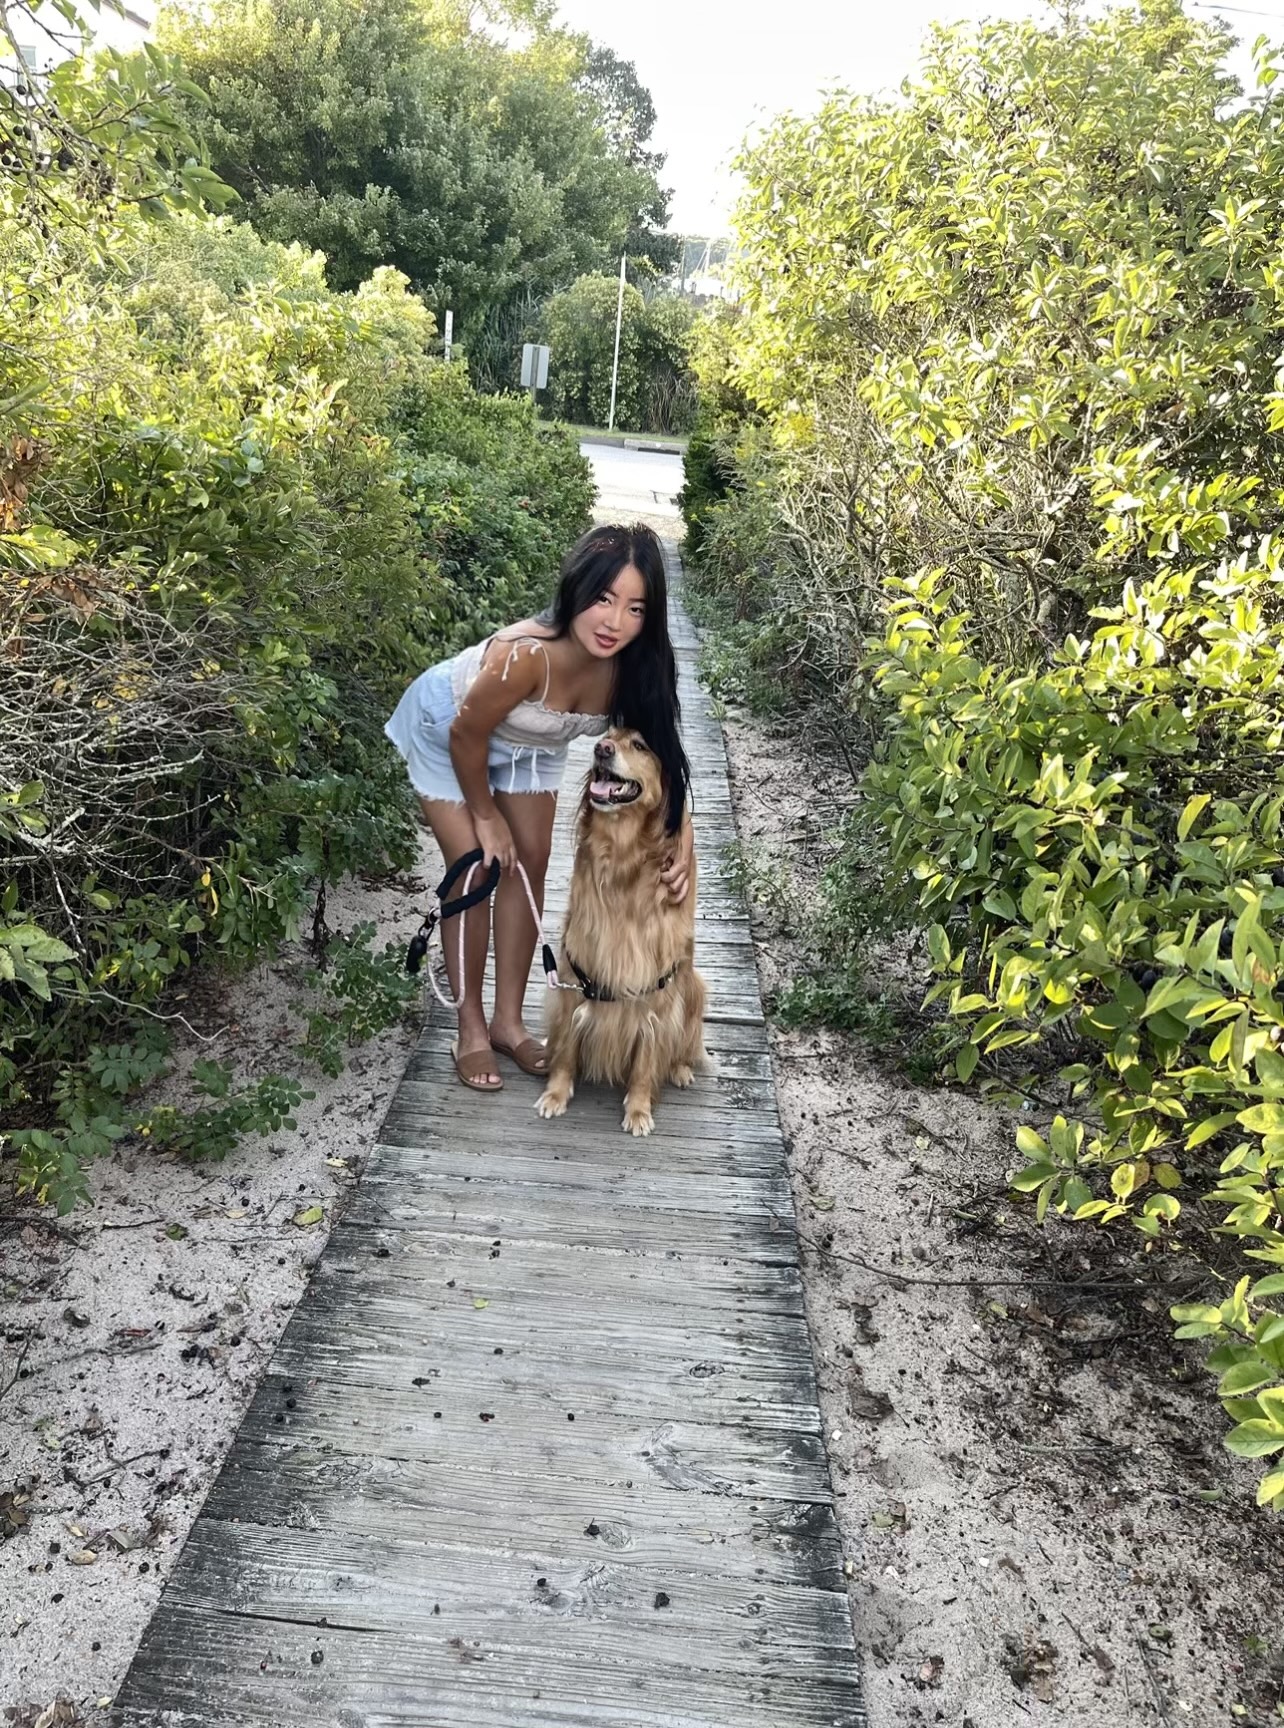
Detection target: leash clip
<box><xmin>405</xmin><ymin>911</ymin><xmax>438</xmax><ymax>976</ymax></box>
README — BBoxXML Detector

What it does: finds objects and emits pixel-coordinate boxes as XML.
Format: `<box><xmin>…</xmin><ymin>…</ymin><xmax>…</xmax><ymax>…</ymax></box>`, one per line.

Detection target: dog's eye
<box><xmin>631</xmin><ymin>736</ymin><xmax>650</xmax><ymax>753</ymax></box>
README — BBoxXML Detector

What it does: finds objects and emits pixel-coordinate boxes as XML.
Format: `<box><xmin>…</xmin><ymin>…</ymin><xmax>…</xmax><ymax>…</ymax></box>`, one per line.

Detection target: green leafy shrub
<box><xmin>685</xmin><ymin>0</ymin><xmax>1284</xmax><ymax>1503</ymax></box>
<box><xmin>297</xmin><ymin>923</ymin><xmax>422</xmax><ymax>1079</ymax></box>
<box><xmin>1</xmin><ymin>32</ymin><xmax>593</xmax><ymax>1211</ymax></box>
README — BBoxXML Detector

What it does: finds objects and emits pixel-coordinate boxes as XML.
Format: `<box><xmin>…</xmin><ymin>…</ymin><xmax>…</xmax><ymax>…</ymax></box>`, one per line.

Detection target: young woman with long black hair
<box><xmin>385</xmin><ymin>522</ymin><xmax>694</xmax><ymax>1091</ymax></box>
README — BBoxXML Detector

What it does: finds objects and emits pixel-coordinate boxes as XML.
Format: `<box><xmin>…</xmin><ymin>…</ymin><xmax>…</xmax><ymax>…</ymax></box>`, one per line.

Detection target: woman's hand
<box><xmin>476</xmin><ymin>812</ymin><xmax>518</xmax><ymax>874</ymax></box>
<box><xmin>660</xmin><ymin>817</ymin><xmax>696</xmax><ymax>905</ymax></box>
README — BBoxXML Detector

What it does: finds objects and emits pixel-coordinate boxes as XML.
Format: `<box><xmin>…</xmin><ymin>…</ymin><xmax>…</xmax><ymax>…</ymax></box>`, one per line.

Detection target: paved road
<box><xmin>581</xmin><ymin>440</ymin><xmax>684</xmax><ymax>521</ymax></box>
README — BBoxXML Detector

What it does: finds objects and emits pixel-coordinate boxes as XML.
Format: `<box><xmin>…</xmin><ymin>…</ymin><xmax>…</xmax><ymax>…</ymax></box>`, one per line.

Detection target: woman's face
<box><xmin>570</xmin><ymin>560</ymin><xmax>648</xmax><ymax>660</ymax></box>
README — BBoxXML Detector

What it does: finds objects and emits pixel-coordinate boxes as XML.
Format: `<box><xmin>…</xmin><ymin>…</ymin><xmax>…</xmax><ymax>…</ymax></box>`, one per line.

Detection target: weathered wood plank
<box><xmin>385</xmin><ymin>1084</ymin><xmax>784</xmax><ymax>1144</ymax></box>
<box><xmin>369</xmin><ymin>1122</ymin><xmax>788</xmax><ymax>1181</ymax></box>
<box><xmin>238</xmin><ymin>1373</ymin><xmax>831</xmax><ymax>1499</ymax></box>
<box><xmin>199</xmin><ymin>1446</ymin><xmax>843</xmax><ymax>1590</ymax></box>
<box><xmin>167</xmin><ymin>1521</ymin><xmax>857</xmax><ymax>1664</ymax></box>
<box><xmin>321</xmin><ymin>1231</ymin><xmax>808</xmax><ymax>1318</ymax></box>
<box><xmin>343</xmin><ymin>1175</ymin><xmax>798</xmax><ymax>1262</ymax></box>
<box><xmin>269</xmin><ymin>1293</ymin><xmax>821</xmax><ymax>1431</ymax></box>
<box><xmin>120</xmin><ymin>1604</ymin><xmax>865</xmax><ymax>1728</ymax></box>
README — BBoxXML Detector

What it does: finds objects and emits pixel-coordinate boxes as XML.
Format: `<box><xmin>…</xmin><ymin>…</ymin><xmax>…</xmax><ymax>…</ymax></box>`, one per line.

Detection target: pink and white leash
<box><xmin>417</xmin><ymin>856</ymin><xmax>562</xmax><ymax>1012</ymax></box>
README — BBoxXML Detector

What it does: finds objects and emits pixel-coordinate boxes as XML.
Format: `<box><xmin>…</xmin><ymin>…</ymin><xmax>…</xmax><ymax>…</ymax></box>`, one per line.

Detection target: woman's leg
<box><xmin>418</xmin><ymin>796</ymin><xmax>500</xmax><ymax>1089</ymax></box>
<box><xmin>489</xmin><ymin>789</ymin><xmax>557</xmax><ymax>1058</ymax></box>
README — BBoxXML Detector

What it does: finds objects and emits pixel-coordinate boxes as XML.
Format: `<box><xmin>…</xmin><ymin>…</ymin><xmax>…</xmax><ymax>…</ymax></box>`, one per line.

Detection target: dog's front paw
<box><xmin>623</xmin><ymin>1106</ymin><xmax>654</xmax><ymax>1138</ymax></box>
<box><xmin>536</xmin><ymin>1085</ymin><xmax>571</xmax><ymax>1120</ymax></box>
<box><xmin>670</xmin><ymin>1063</ymin><xmax>695</xmax><ymax>1089</ymax></box>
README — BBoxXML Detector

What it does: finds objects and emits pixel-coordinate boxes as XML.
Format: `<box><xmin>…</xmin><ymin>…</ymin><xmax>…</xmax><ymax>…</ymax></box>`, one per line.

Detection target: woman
<box><xmin>385</xmin><ymin>522</ymin><xmax>695</xmax><ymax>1092</ymax></box>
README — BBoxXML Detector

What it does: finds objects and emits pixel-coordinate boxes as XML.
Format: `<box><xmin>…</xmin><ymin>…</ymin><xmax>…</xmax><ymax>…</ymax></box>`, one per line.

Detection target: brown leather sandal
<box><xmin>451</xmin><ymin>1041</ymin><xmax>504</xmax><ymax>1091</ymax></box>
<box><xmin>489</xmin><ymin>1037</ymin><xmax>549</xmax><ymax>1077</ymax></box>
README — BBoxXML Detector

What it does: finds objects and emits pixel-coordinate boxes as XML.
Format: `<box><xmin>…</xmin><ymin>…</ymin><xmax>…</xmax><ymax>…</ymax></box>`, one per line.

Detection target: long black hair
<box><xmin>542</xmin><ymin>523</ymin><xmax>691</xmax><ymax>835</ymax></box>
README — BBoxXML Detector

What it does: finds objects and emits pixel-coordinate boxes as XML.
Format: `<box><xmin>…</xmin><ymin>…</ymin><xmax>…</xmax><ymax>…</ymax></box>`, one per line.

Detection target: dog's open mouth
<box><xmin>589</xmin><ymin>766</ymin><xmax>642</xmax><ymax>807</ymax></box>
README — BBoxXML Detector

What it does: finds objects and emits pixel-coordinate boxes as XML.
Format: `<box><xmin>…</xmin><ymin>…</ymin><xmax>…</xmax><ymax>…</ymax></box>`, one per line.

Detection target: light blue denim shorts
<box><xmin>385</xmin><ymin>662</ymin><xmax>568</xmax><ymax>803</ymax></box>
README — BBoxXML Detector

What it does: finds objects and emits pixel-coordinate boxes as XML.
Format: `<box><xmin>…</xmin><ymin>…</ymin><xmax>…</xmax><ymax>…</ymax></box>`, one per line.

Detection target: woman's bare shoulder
<box><xmin>492</xmin><ymin>618</ymin><xmax>557</xmax><ymax>644</ymax></box>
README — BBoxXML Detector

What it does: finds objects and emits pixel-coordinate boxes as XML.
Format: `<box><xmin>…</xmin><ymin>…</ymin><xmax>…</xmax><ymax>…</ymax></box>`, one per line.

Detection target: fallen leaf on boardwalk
<box><xmin>66</xmin><ymin>1549</ymin><xmax>97</xmax><ymax>1565</ymax></box>
<box><xmin>165</xmin><ymin>1224</ymin><xmax>188</xmax><ymax>1241</ymax></box>
<box><xmin>292</xmin><ymin>1205</ymin><xmax>324</xmax><ymax>1228</ymax></box>
<box><xmin>472</xmin><ymin>1296</ymin><xmax>489</xmax><ymax>1309</ymax></box>
<box><xmin>809</xmin><ymin>1193</ymin><xmax>836</xmax><ymax>1211</ymax></box>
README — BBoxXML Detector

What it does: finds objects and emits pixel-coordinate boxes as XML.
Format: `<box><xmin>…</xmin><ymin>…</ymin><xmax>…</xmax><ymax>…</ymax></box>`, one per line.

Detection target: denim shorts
<box><xmin>385</xmin><ymin>662</ymin><xmax>569</xmax><ymax>803</ymax></box>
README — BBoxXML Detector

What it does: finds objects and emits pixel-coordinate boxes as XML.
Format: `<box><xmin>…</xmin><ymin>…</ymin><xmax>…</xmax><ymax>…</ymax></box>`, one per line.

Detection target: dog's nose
<box><xmin>595</xmin><ymin>739</ymin><xmax>615</xmax><ymax>759</ymax></box>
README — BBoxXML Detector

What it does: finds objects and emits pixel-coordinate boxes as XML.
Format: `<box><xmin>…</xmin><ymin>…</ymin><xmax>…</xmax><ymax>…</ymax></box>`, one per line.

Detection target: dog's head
<box><xmin>585</xmin><ymin>728</ymin><xmax>665</xmax><ymax>822</ymax></box>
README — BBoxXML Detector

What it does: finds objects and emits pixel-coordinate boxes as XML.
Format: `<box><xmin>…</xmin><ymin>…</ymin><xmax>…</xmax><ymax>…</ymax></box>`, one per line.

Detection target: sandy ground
<box><xmin>0</xmin><ymin>859</ymin><xmax>433</xmax><ymax>1723</ymax></box>
<box><xmin>718</xmin><ymin>703</ymin><xmax>1284</xmax><ymax>1728</ymax></box>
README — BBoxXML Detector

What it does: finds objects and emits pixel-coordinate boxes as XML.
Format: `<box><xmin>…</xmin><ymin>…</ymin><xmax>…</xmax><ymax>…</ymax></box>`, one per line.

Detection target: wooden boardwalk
<box><xmin>113</xmin><ymin>551</ymin><xmax>866</xmax><ymax>1728</ymax></box>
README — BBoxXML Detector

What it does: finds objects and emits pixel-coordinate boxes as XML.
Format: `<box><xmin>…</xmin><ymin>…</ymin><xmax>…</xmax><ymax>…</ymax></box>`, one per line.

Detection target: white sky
<box><xmin>551</xmin><ymin>0</ymin><xmax>1273</xmax><ymax>234</ymax></box>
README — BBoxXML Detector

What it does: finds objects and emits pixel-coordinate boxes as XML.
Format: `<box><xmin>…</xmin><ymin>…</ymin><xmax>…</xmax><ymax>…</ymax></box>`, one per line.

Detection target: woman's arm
<box><xmin>660</xmin><ymin>808</ymin><xmax>696</xmax><ymax>905</ymax></box>
<box><xmin>449</xmin><ymin>645</ymin><xmax>544</xmax><ymax>871</ymax></box>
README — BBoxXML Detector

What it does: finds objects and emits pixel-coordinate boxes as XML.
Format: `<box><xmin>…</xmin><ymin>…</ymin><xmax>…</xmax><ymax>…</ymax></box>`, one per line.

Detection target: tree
<box><xmin>574</xmin><ymin>44</ymin><xmax>678</xmax><ymax>275</ymax></box>
<box><xmin>157</xmin><ymin>0</ymin><xmax>677</xmax><ymax>328</ymax></box>
<box><xmin>544</xmin><ymin>274</ymin><xmax>696</xmax><ymax>432</ymax></box>
<box><xmin>0</xmin><ymin>0</ymin><xmax>231</xmax><ymax>230</ymax></box>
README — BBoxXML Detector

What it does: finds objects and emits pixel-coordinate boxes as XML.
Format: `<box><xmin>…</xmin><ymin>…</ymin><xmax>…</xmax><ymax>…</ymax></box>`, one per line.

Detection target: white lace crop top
<box><xmin>449</xmin><ymin>635</ymin><xmax>609</xmax><ymax>751</ymax></box>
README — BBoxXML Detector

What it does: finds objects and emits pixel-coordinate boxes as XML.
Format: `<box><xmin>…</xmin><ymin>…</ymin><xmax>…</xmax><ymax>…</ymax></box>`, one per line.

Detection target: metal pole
<box><xmin>608</xmin><ymin>253</ymin><xmax>626</xmax><ymax>432</ymax></box>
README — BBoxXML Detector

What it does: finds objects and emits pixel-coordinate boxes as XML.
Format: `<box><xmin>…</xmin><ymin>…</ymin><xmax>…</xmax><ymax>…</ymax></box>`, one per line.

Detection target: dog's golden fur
<box><xmin>536</xmin><ymin>728</ymin><xmax>708</xmax><ymax>1137</ymax></box>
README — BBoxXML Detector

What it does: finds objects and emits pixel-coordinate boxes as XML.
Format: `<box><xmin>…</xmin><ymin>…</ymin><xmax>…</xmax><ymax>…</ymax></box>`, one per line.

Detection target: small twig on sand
<box><xmin>1135</xmin><ymin>1635</ymin><xmax>1174</xmax><ymax>1726</ymax></box>
<box><xmin>0</xmin><ymin>1213</ymin><xmax>84</xmax><ymax>1249</ymax></box>
<box><xmin>791</xmin><ymin>1225</ymin><xmax>1195</xmax><ymax>1296</ymax></box>
<box><xmin>99</xmin><ymin>1217</ymin><xmax>165</xmax><ymax>1232</ymax></box>
<box><xmin>70</xmin><ymin>1447</ymin><xmax>170</xmax><ymax>1490</ymax></box>
<box><xmin>0</xmin><ymin>1333</ymin><xmax>32</xmax><ymax>1406</ymax></box>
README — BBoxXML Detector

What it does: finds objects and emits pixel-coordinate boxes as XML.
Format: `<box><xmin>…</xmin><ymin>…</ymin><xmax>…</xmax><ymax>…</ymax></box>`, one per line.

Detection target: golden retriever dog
<box><xmin>536</xmin><ymin>729</ymin><xmax>708</xmax><ymax>1137</ymax></box>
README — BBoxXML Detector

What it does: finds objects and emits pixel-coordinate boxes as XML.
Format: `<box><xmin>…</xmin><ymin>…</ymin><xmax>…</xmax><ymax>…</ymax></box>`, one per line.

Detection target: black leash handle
<box><xmin>405</xmin><ymin>849</ymin><xmax>502</xmax><ymax>977</ymax></box>
<box><xmin>436</xmin><ymin>848</ymin><xmax>502</xmax><ymax>920</ymax></box>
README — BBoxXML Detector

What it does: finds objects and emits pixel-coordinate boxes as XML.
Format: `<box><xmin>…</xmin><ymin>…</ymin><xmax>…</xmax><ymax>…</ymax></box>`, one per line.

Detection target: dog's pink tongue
<box><xmin>589</xmin><ymin>778</ymin><xmax>615</xmax><ymax>799</ymax></box>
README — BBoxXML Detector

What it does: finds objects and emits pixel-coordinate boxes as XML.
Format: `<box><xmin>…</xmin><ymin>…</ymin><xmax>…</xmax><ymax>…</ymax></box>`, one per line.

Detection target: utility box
<box><xmin>520</xmin><ymin>343</ymin><xmax>550</xmax><ymax>390</ymax></box>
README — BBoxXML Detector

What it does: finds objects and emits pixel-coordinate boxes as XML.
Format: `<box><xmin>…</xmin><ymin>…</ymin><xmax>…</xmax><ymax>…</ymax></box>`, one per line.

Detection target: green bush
<box><xmin>686</xmin><ymin>0</ymin><xmax>1284</xmax><ymax>1505</ymax></box>
<box><xmin>2</xmin><ymin>98</ymin><xmax>591</xmax><ymax>1211</ymax></box>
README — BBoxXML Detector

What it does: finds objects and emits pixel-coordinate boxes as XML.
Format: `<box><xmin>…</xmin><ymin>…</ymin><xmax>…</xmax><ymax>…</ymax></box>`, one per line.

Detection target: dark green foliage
<box><xmin>158</xmin><ymin>0</ymin><xmax>676</xmax><ymax>333</ymax></box>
